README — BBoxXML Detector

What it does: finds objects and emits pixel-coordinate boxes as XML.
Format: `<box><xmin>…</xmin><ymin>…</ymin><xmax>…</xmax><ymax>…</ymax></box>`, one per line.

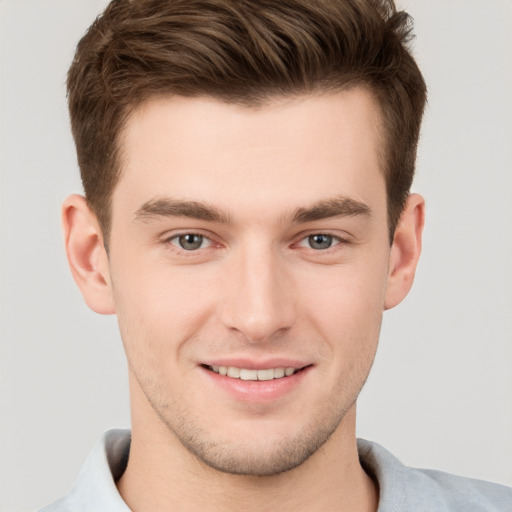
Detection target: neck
<box><xmin>117</xmin><ymin>386</ymin><xmax>377</xmax><ymax>512</ymax></box>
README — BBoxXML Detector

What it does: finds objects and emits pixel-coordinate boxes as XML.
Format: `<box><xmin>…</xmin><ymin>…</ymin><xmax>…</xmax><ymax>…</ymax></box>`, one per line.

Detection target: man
<box><xmin>39</xmin><ymin>0</ymin><xmax>512</xmax><ymax>511</ymax></box>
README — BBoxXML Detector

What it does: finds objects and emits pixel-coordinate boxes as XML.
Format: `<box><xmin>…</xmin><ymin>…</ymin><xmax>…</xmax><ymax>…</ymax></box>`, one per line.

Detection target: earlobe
<box><xmin>62</xmin><ymin>194</ymin><xmax>115</xmax><ymax>315</ymax></box>
<box><xmin>384</xmin><ymin>193</ymin><xmax>425</xmax><ymax>310</ymax></box>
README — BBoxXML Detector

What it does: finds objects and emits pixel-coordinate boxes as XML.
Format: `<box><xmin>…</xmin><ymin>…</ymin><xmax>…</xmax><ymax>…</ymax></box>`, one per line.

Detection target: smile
<box><xmin>206</xmin><ymin>365</ymin><xmax>299</xmax><ymax>381</ymax></box>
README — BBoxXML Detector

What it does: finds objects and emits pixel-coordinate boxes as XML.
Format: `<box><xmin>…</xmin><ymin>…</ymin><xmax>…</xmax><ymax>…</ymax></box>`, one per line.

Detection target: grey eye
<box><xmin>177</xmin><ymin>234</ymin><xmax>205</xmax><ymax>250</ymax></box>
<box><xmin>308</xmin><ymin>234</ymin><xmax>334</xmax><ymax>250</ymax></box>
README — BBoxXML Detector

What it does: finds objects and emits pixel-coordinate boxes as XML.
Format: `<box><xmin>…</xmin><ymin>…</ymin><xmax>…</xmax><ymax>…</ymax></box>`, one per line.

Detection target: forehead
<box><xmin>114</xmin><ymin>89</ymin><xmax>386</xmax><ymax>220</ymax></box>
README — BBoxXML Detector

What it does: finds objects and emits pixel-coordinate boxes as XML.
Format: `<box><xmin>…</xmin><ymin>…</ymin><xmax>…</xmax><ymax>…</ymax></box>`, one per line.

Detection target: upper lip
<box><xmin>200</xmin><ymin>358</ymin><xmax>311</xmax><ymax>370</ymax></box>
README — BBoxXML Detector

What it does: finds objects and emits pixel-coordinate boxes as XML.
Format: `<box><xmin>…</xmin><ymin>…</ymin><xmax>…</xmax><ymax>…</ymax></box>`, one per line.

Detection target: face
<box><xmin>106</xmin><ymin>90</ymin><xmax>393</xmax><ymax>475</ymax></box>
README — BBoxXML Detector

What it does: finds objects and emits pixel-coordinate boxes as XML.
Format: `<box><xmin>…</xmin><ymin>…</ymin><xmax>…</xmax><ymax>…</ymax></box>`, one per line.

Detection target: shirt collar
<box><xmin>47</xmin><ymin>431</ymin><xmax>409</xmax><ymax>511</ymax></box>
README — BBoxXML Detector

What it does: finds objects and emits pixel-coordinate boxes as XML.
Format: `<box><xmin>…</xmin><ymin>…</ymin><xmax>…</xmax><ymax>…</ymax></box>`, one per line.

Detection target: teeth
<box><xmin>208</xmin><ymin>365</ymin><xmax>299</xmax><ymax>380</ymax></box>
<box><xmin>240</xmin><ymin>369</ymin><xmax>258</xmax><ymax>380</ymax></box>
<box><xmin>257</xmin><ymin>369</ymin><xmax>274</xmax><ymax>381</ymax></box>
<box><xmin>227</xmin><ymin>367</ymin><xmax>240</xmax><ymax>378</ymax></box>
<box><xmin>273</xmin><ymin>367</ymin><xmax>285</xmax><ymax>379</ymax></box>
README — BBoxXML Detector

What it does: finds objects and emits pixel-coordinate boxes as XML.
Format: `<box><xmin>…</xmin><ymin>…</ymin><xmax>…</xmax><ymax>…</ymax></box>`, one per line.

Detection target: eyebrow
<box><xmin>134</xmin><ymin>198</ymin><xmax>232</xmax><ymax>224</ymax></box>
<box><xmin>290</xmin><ymin>196</ymin><xmax>371</xmax><ymax>223</ymax></box>
<box><xmin>134</xmin><ymin>195</ymin><xmax>371</xmax><ymax>225</ymax></box>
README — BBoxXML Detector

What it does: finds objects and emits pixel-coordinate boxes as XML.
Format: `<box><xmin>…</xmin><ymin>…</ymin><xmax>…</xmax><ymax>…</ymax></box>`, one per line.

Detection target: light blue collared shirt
<box><xmin>39</xmin><ymin>429</ymin><xmax>512</xmax><ymax>511</ymax></box>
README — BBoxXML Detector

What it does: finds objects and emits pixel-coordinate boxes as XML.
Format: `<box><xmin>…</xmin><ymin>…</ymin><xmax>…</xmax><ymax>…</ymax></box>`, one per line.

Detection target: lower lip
<box><xmin>200</xmin><ymin>365</ymin><xmax>313</xmax><ymax>403</ymax></box>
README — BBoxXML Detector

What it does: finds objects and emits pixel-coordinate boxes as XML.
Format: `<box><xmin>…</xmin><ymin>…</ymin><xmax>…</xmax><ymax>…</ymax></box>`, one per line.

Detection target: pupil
<box><xmin>179</xmin><ymin>234</ymin><xmax>203</xmax><ymax>250</ymax></box>
<box><xmin>309</xmin><ymin>234</ymin><xmax>332</xmax><ymax>250</ymax></box>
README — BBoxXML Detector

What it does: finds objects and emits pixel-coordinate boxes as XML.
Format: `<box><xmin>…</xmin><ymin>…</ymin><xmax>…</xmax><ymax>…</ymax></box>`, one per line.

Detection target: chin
<box><xmin>164</xmin><ymin>408</ymin><xmax>349</xmax><ymax>477</ymax></box>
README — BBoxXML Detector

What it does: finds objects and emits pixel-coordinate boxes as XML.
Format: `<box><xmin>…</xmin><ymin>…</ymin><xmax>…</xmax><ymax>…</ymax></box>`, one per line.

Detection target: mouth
<box><xmin>201</xmin><ymin>364</ymin><xmax>309</xmax><ymax>381</ymax></box>
<box><xmin>200</xmin><ymin>362</ymin><xmax>313</xmax><ymax>402</ymax></box>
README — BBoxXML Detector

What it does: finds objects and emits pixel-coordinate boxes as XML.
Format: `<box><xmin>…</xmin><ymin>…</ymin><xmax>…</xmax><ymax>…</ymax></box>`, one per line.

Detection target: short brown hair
<box><xmin>67</xmin><ymin>0</ymin><xmax>426</xmax><ymax>246</ymax></box>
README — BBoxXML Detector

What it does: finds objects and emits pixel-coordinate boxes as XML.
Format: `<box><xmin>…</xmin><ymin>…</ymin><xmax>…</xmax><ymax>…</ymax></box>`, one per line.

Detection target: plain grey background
<box><xmin>1</xmin><ymin>0</ymin><xmax>511</xmax><ymax>510</ymax></box>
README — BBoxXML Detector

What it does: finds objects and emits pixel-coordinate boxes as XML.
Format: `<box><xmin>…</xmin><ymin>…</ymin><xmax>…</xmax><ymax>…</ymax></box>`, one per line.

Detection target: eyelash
<box><xmin>164</xmin><ymin>231</ymin><xmax>349</xmax><ymax>254</ymax></box>
<box><xmin>166</xmin><ymin>232</ymin><xmax>215</xmax><ymax>252</ymax></box>
<box><xmin>295</xmin><ymin>233</ymin><xmax>346</xmax><ymax>251</ymax></box>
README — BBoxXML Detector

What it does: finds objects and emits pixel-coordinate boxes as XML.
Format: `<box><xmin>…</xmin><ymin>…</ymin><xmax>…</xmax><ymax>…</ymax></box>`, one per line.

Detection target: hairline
<box><xmin>99</xmin><ymin>83</ymin><xmax>393</xmax><ymax>250</ymax></box>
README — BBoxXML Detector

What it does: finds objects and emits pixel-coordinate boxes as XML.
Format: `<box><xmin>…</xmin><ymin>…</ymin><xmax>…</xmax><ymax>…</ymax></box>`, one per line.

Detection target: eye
<box><xmin>299</xmin><ymin>234</ymin><xmax>340</xmax><ymax>250</ymax></box>
<box><xmin>169</xmin><ymin>233</ymin><xmax>211</xmax><ymax>251</ymax></box>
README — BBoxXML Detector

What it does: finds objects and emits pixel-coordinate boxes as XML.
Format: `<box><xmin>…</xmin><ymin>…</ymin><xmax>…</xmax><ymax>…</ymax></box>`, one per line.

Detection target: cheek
<box><xmin>303</xmin><ymin>257</ymin><xmax>388</xmax><ymax>321</ymax></box>
<box><xmin>298</xmin><ymin>255</ymin><xmax>388</xmax><ymax>360</ymax></box>
<box><xmin>111</xmin><ymin>258</ymin><xmax>220</xmax><ymax>358</ymax></box>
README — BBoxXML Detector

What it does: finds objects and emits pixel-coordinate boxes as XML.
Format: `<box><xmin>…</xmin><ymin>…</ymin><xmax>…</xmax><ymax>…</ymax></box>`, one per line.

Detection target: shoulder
<box><xmin>358</xmin><ymin>439</ymin><xmax>512</xmax><ymax>512</ymax></box>
<box><xmin>417</xmin><ymin>467</ymin><xmax>512</xmax><ymax>511</ymax></box>
<box><xmin>38</xmin><ymin>430</ymin><xmax>131</xmax><ymax>512</ymax></box>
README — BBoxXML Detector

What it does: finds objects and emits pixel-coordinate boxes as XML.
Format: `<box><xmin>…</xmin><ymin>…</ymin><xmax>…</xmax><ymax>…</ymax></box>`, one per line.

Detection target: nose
<box><xmin>220</xmin><ymin>243</ymin><xmax>296</xmax><ymax>343</ymax></box>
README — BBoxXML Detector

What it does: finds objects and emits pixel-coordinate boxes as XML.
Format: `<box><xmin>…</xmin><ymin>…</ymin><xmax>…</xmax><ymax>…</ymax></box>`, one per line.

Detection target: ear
<box><xmin>384</xmin><ymin>193</ymin><xmax>425</xmax><ymax>310</ymax></box>
<box><xmin>62</xmin><ymin>194</ymin><xmax>115</xmax><ymax>314</ymax></box>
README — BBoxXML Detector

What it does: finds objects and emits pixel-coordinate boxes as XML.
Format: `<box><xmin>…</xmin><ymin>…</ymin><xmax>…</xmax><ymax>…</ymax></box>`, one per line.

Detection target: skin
<box><xmin>63</xmin><ymin>89</ymin><xmax>424</xmax><ymax>512</ymax></box>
